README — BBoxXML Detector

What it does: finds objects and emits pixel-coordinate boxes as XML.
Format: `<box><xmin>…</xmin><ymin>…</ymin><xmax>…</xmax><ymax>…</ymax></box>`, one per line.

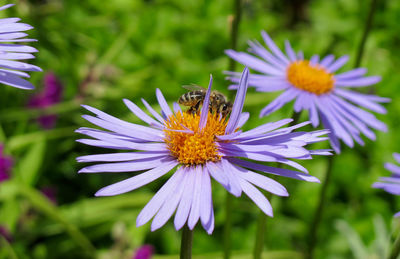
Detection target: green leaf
<box><xmin>0</xmin><ymin>235</ymin><xmax>18</xmax><ymax>259</ymax></box>
<box><xmin>0</xmin><ymin>196</ymin><xmax>21</xmax><ymax>231</ymax></box>
<box><xmin>335</xmin><ymin>220</ymin><xmax>368</xmax><ymax>259</ymax></box>
<box><xmin>15</xmin><ymin>139</ymin><xmax>46</xmax><ymax>186</ymax></box>
<box><xmin>18</xmin><ymin>184</ymin><xmax>96</xmax><ymax>255</ymax></box>
<box><xmin>7</xmin><ymin>127</ymin><xmax>75</xmax><ymax>151</ymax></box>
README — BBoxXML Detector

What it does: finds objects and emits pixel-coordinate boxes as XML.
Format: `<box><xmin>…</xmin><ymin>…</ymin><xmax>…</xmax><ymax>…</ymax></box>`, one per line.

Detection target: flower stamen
<box><xmin>287</xmin><ymin>60</ymin><xmax>335</xmax><ymax>95</ymax></box>
<box><xmin>164</xmin><ymin>112</ymin><xmax>227</xmax><ymax>165</ymax></box>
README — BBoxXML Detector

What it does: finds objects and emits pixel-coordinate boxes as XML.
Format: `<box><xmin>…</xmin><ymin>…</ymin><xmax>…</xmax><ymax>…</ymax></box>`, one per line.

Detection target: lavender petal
<box><xmin>199</xmin><ymin>167</ymin><xmax>213</xmax><ymax>229</ymax></box>
<box><xmin>136</xmin><ymin>167</ymin><xmax>184</xmax><ymax>227</ymax></box>
<box><xmin>95</xmin><ymin>160</ymin><xmax>177</xmax><ymax>196</ymax></box>
<box><xmin>151</xmin><ymin>167</ymin><xmax>186</xmax><ymax>231</ymax></box>
<box><xmin>187</xmin><ymin>166</ymin><xmax>203</xmax><ymax>229</ymax></box>
<box><xmin>225</xmin><ymin>67</ymin><xmax>249</xmax><ymax>134</ymax></box>
<box><xmin>239</xmin><ymin>177</ymin><xmax>273</xmax><ymax>216</ymax></box>
<box><xmin>77</xmin><ymin>152</ymin><xmax>169</xmax><ymax>163</ymax></box>
<box><xmin>260</xmin><ymin>31</ymin><xmax>290</xmax><ymax>65</ymax></box>
<box><xmin>123</xmin><ymin>99</ymin><xmax>163</xmax><ymax>127</ymax></box>
<box><xmin>326</xmin><ymin>55</ymin><xmax>349</xmax><ymax>72</ymax></box>
<box><xmin>156</xmin><ymin>88</ymin><xmax>173</xmax><ymax>118</ymax></box>
<box><xmin>229</xmin><ymin>158</ymin><xmax>320</xmax><ymax>183</ymax></box>
<box><xmin>335</xmin><ymin>68</ymin><xmax>367</xmax><ymax>79</ymax></box>
<box><xmin>174</xmin><ymin>167</ymin><xmax>196</xmax><ymax>230</ymax></box>
<box><xmin>319</xmin><ymin>54</ymin><xmax>335</xmax><ymax>67</ymax></box>
<box><xmin>141</xmin><ymin>98</ymin><xmax>165</xmax><ymax>123</ymax></box>
<box><xmin>234</xmin><ymin>164</ymin><xmax>288</xmax><ymax>196</ymax></box>
<box><xmin>199</xmin><ymin>75</ymin><xmax>212</xmax><ymax>130</ymax></box>
<box><xmin>79</xmin><ymin>156</ymin><xmax>174</xmax><ymax>173</ymax></box>
<box><xmin>225</xmin><ymin>49</ymin><xmax>284</xmax><ymax>76</ymax></box>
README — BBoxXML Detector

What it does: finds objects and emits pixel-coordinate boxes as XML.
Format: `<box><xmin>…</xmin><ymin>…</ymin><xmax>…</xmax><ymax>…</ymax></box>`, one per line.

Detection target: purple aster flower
<box><xmin>28</xmin><ymin>72</ymin><xmax>63</xmax><ymax>129</ymax></box>
<box><xmin>0</xmin><ymin>144</ymin><xmax>13</xmax><ymax>183</ymax></box>
<box><xmin>133</xmin><ymin>245</ymin><xmax>154</xmax><ymax>259</ymax></box>
<box><xmin>77</xmin><ymin>68</ymin><xmax>330</xmax><ymax>234</ymax></box>
<box><xmin>373</xmin><ymin>153</ymin><xmax>400</xmax><ymax>217</ymax></box>
<box><xmin>0</xmin><ymin>4</ymin><xmax>41</xmax><ymax>89</ymax></box>
<box><xmin>226</xmin><ymin>31</ymin><xmax>389</xmax><ymax>153</ymax></box>
<box><xmin>40</xmin><ymin>186</ymin><xmax>57</xmax><ymax>205</ymax></box>
<box><xmin>0</xmin><ymin>225</ymin><xmax>12</xmax><ymax>242</ymax></box>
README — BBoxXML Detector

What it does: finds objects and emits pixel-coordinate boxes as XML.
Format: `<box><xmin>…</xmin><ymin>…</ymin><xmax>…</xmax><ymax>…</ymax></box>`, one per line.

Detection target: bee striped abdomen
<box><xmin>178</xmin><ymin>91</ymin><xmax>205</xmax><ymax>106</ymax></box>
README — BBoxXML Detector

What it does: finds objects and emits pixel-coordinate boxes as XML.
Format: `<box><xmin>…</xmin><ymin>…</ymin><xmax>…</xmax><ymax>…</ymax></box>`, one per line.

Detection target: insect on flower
<box><xmin>77</xmin><ymin>68</ymin><xmax>330</xmax><ymax>234</ymax></box>
<box><xmin>178</xmin><ymin>84</ymin><xmax>232</xmax><ymax>118</ymax></box>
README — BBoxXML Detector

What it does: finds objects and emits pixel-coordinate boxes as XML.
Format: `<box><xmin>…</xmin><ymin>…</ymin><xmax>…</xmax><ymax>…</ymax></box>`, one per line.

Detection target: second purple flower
<box><xmin>226</xmin><ymin>31</ymin><xmax>389</xmax><ymax>153</ymax></box>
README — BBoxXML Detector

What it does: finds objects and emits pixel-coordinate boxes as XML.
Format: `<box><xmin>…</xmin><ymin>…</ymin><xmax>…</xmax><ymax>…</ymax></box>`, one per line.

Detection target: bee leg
<box><xmin>190</xmin><ymin>101</ymin><xmax>202</xmax><ymax>115</ymax></box>
<box><xmin>187</xmin><ymin>106</ymin><xmax>195</xmax><ymax>114</ymax></box>
<box><xmin>208</xmin><ymin>103</ymin><xmax>214</xmax><ymax>114</ymax></box>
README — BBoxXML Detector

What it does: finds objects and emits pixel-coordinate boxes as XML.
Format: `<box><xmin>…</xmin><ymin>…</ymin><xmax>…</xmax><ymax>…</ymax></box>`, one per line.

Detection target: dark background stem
<box><xmin>306</xmin><ymin>156</ymin><xmax>335</xmax><ymax>259</ymax></box>
<box><xmin>224</xmin><ymin>194</ymin><xmax>233</xmax><ymax>259</ymax></box>
<box><xmin>354</xmin><ymin>0</ymin><xmax>378</xmax><ymax>68</ymax></box>
<box><xmin>228</xmin><ymin>0</ymin><xmax>243</xmax><ymax>72</ymax></box>
<box><xmin>180</xmin><ymin>226</ymin><xmax>194</xmax><ymax>259</ymax></box>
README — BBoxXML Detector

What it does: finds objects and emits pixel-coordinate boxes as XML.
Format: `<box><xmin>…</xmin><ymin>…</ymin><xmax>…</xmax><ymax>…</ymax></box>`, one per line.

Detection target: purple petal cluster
<box><xmin>28</xmin><ymin>72</ymin><xmax>63</xmax><ymax>129</ymax></box>
<box><xmin>226</xmin><ymin>31</ymin><xmax>389</xmax><ymax>153</ymax></box>
<box><xmin>373</xmin><ymin>153</ymin><xmax>400</xmax><ymax>217</ymax></box>
<box><xmin>0</xmin><ymin>144</ymin><xmax>13</xmax><ymax>183</ymax></box>
<box><xmin>0</xmin><ymin>225</ymin><xmax>12</xmax><ymax>242</ymax></box>
<box><xmin>77</xmin><ymin>68</ymin><xmax>330</xmax><ymax>234</ymax></box>
<box><xmin>41</xmin><ymin>186</ymin><xmax>58</xmax><ymax>205</ymax></box>
<box><xmin>133</xmin><ymin>245</ymin><xmax>154</xmax><ymax>259</ymax></box>
<box><xmin>0</xmin><ymin>4</ymin><xmax>41</xmax><ymax>89</ymax></box>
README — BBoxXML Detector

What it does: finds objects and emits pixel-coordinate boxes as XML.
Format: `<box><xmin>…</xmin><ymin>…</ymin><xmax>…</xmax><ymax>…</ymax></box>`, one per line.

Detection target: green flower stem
<box><xmin>306</xmin><ymin>155</ymin><xmax>335</xmax><ymax>259</ymax></box>
<box><xmin>354</xmin><ymin>0</ymin><xmax>379</xmax><ymax>68</ymax></box>
<box><xmin>180</xmin><ymin>225</ymin><xmax>194</xmax><ymax>259</ymax></box>
<box><xmin>223</xmin><ymin>0</ymin><xmax>243</xmax><ymax>258</ymax></box>
<box><xmin>228</xmin><ymin>0</ymin><xmax>243</xmax><ymax>72</ymax></box>
<box><xmin>253</xmin><ymin>197</ymin><xmax>269</xmax><ymax>259</ymax></box>
<box><xmin>224</xmin><ymin>193</ymin><xmax>234</xmax><ymax>259</ymax></box>
<box><xmin>0</xmin><ymin>235</ymin><xmax>18</xmax><ymax>259</ymax></box>
<box><xmin>289</xmin><ymin>110</ymin><xmax>302</xmax><ymax>126</ymax></box>
<box><xmin>253</xmin><ymin>111</ymin><xmax>302</xmax><ymax>259</ymax></box>
<box><xmin>389</xmin><ymin>228</ymin><xmax>400</xmax><ymax>259</ymax></box>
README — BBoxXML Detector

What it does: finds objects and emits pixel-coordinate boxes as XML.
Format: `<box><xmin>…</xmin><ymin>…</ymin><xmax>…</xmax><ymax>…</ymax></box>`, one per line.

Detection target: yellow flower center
<box><xmin>286</xmin><ymin>60</ymin><xmax>335</xmax><ymax>95</ymax></box>
<box><xmin>164</xmin><ymin>111</ymin><xmax>227</xmax><ymax>165</ymax></box>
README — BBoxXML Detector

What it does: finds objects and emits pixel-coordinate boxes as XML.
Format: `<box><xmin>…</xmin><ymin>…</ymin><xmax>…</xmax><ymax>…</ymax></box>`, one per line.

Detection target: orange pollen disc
<box><xmin>286</xmin><ymin>60</ymin><xmax>335</xmax><ymax>95</ymax></box>
<box><xmin>163</xmin><ymin>112</ymin><xmax>227</xmax><ymax>165</ymax></box>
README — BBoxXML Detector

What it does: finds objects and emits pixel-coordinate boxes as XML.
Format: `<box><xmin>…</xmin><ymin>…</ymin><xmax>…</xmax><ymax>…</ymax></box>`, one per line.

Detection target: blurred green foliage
<box><xmin>0</xmin><ymin>0</ymin><xmax>400</xmax><ymax>258</ymax></box>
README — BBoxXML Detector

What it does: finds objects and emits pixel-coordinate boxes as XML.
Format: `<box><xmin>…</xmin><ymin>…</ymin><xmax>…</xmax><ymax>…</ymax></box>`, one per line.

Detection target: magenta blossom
<box><xmin>0</xmin><ymin>144</ymin><xmax>13</xmax><ymax>182</ymax></box>
<box><xmin>41</xmin><ymin>186</ymin><xmax>57</xmax><ymax>204</ymax></box>
<box><xmin>28</xmin><ymin>72</ymin><xmax>63</xmax><ymax>129</ymax></box>
<box><xmin>133</xmin><ymin>245</ymin><xmax>154</xmax><ymax>259</ymax></box>
<box><xmin>0</xmin><ymin>226</ymin><xmax>12</xmax><ymax>242</ymax></box>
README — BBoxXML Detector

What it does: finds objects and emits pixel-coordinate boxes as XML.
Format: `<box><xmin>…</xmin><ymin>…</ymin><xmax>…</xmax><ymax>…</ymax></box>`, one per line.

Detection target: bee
<box><xmin>178</xmin><ymin>84</ymin><xmax>233</xmax><ymax>117</ymax></box>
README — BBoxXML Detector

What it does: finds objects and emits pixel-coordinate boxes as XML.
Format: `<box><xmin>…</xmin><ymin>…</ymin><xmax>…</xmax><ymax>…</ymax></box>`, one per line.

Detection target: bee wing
<box><xmin>182</xmin><ymin>84</ymin><xmax>206</xmax><ymax>92</ymax></box>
